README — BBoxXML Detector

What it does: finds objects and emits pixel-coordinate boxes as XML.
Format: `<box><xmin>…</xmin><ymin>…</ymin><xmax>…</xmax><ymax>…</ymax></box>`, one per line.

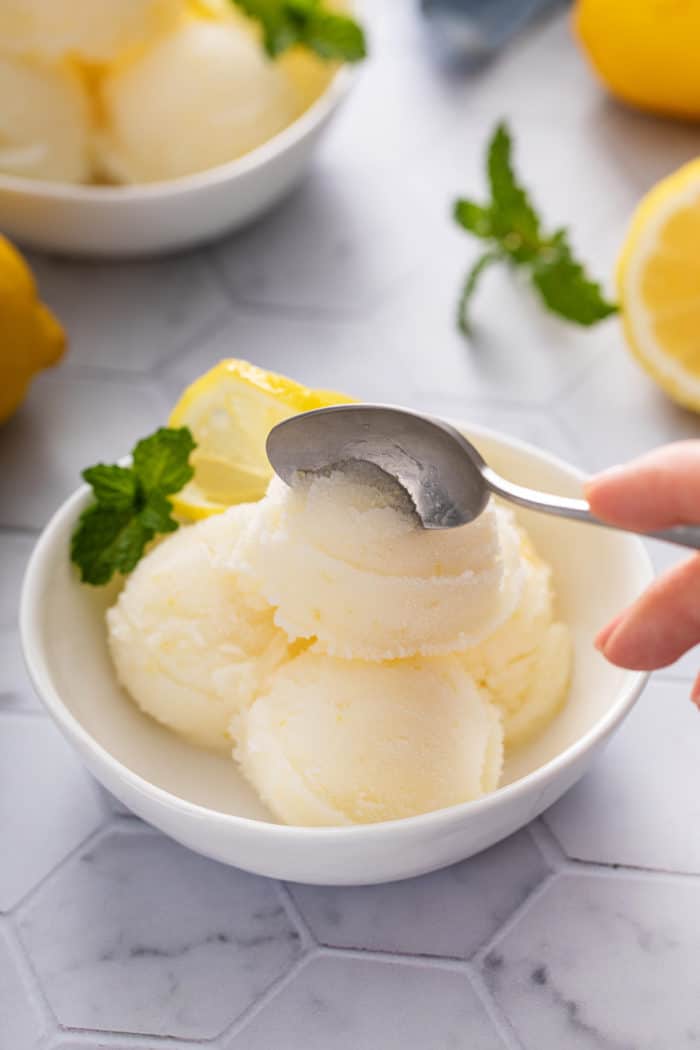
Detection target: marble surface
<box><xmin>2</xmin><ymin>2</ymin><xmax>700</xmax><ymax>1047</ymax></box>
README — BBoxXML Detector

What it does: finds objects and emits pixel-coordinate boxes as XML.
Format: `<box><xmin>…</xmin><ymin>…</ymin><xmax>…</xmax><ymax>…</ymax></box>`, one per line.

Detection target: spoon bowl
<box><xmin>267</xmin><ymin>403</ymin><xmax>700</xmax><ymax>551</ymax></box>
<box><xmin>267</xmin><ymin>403</ymin><xmax>490</xmax><ymax>528</ymax></box>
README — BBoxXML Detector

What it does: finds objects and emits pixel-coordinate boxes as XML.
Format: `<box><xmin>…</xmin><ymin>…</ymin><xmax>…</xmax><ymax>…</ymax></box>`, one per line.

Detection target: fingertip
<box><xmin>584</xmin><ymin>465</ymin><xmax>625</xmax><ymax>496</ymax></box>
<box><xmin>600</xmin><ymin>619</ymin><xmax>660</xmax><ymax>671</ymax></box>
<box><xmin>584</xmin><ymin>467</ymin><xmax>635</xmax><ymax>523</ymax></box>
<box><xmin>594</xmin><ymin>613</ymin><xmax>625</xmax><ymax>652</ymax></box>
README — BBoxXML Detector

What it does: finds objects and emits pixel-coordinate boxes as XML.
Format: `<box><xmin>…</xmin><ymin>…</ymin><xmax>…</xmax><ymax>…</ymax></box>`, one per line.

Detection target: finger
<box><xmin>600</xmin><ymin>554</ymin><xmax>700</xmax><ymax>670</ymax></box>
<box><xmin>594</xmin><ymin>612</ymin><xmax>625</xmax><ymax>652</ymax></box>
<box><xmin>691</xmin><ymin>672</ymin><xmax>700</xmax><ymax>709</ymax></box>
<box><xmin>585</xmin><ymin>441</ymin><xmax>700</xmax><ymax>530</ymax></box>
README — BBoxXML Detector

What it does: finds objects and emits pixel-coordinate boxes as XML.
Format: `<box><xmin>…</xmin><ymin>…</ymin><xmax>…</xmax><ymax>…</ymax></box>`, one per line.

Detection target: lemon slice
<box><xmin>168</xmin><ymin>359</ymin><xmax>353</xmax><ymax>519</ymax></box>
<box><xmin>618</xmin><ymin>158</ymin><xmax>700</xmax><ymax>412</ymax></box>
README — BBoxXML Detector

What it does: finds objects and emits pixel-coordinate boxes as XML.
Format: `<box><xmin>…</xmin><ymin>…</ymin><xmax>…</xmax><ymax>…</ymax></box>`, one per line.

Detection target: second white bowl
<box><xmin>0</xmin><ymin>65</ymin><xmax>354</xmax><ymax>258</ymax></box>
<box><xmin>20</xmin><ymin>424</ymin><xmax>652</xmax><ymax>884</ymax></box>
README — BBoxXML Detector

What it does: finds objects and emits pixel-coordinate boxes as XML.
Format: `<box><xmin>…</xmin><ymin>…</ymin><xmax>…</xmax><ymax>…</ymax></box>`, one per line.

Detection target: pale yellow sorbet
<box><xmin>239</xmin><ymin>473</ymin><xmax>525</xmax><ymax>661</ymax></box>
<box><xmin>0</xmin><ymin>55</ymin><xmax>91</xmax><ymax>182</ymax></box>
<box><xmin>96</xmin><ymin>18</ymin><xmax>302</xmax><ymax>184</ymax></box>
<box><xmin>0</xmin><ymin>0</ymin><xmax>183</xmax><ymax>62</ymax></box>
<box><xmin>236</xmin><ymin>651</ymin><xmax>503</xmax><ymax>826</ymax></box>
<box><xmin>107</xmin><ymin>504</ymin><xmax>290</xmax><ymax>753</ymax></box>
<box><xmin>106</xmin><ymin>465</ymin><xmax>572</xmax><ymax>826</ymax></box>
<box><xmin>461</xmin><ymin>532</ymin><xmax>572</xmax><ymax>749</ymax></box>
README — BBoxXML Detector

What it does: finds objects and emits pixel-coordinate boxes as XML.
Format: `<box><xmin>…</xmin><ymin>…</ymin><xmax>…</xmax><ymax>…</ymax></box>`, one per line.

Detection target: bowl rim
<box><xmin>0</xmin><ymin>62</ymin><xmax>356</xmax><ymax>202</ymax></box>
<box><xmin>20</xmin><ymin>421</ymin><xmax>652</xmax><ymax>841</ymax></box>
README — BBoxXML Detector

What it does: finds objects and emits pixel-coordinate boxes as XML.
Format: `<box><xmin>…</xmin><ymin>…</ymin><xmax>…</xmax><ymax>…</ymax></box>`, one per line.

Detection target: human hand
<box><xmin>585</xmin><ymin>441</ymin><xmax>700</xmax><ymax>704</ymax></box>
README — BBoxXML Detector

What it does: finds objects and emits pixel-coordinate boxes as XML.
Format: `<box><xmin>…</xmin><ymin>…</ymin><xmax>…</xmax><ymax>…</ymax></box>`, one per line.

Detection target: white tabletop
<box><xmin>3</xmin><ymin>4</ymin><xmax>700</xmax><ymax>1048</ymax></box>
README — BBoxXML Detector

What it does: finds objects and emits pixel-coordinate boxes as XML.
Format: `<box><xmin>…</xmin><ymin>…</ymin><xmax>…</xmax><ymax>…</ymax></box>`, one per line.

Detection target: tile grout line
<box><xmin>46</xmin><ymin>1025</ymin><xmax>215</xmax><ymax>1049</ymax></box>
<box><xmin>147</xmin><ymin>298</ymin><xmax>238</xmax><ymax>380</ymax></box>
<box><xmin>276</xmin><ymin>883</ymin><xmax>317</xmax><ymax>952</ymax></box>
<box><xmin>547</xmin><ymin>341</ymin><xmax>610</xmax><ymax>407</ymax></box>
<box><xmin>0</xmin><ymin>707</ymin><xmax>48</xmax><ymax>720</ymax></box>
<box><xmin>1</xmin><ymin>914</ymin><xmax>59</xmax><ymax>1042</ymax></box>
<box><xmin>472</xmin><ymin>869</ymin><xmax>561</xmax><ymax>967</ymax></box>
<box><xmin>10</xmin><ymin>822</ymin><xmax>112</xmax><ymax>922</ymax></box>
<box><xmin>465</xmin><ymin>960</ymin><xmax>528</xmax><ymax>1050</ymax></box>
<box><xmin>654</xmin><ymin>670</ymin><xmax>696</xmax><ymax>685</ymax></box>
<box><xmin>202</xmin><ymin>246</ymin><xmax>393</xmax><ymax>327</ymax></box>
<box><xmin>0</xmin><ymin>523</ymin><xmax>41</xmax><ymax>537</ymax></box>
<box><xmin>314</xmin><ymin>944</ymin><xmax>486</xmax><ymax>973</ymax></box>
<box><xmin>525</xmin><ymin>820</ymin><xmax>700</xmax><ymax>887</ymax></box>
<box><xmin>59</xmin><ymin>362</ymin><xmax>160</xmax><ymax>384</ymax></box>
<box><xmin>212</xmin><ymin>949</ymin><xmax>315</xmax><ymax>1045</ymax></box>
<box><xmin>528</xmin><ymin>817</ymin><xmax>568</xmax><ymax>871</ymax></box>
<box><xmin>549</xmin><ymin>405</ymin><xmax>594</xmax><ymax>472</ymax></box>
<box><xmin>555</xmin><ymin>854</ymin><xmax>700</xmax><ymax>884</ymax></box>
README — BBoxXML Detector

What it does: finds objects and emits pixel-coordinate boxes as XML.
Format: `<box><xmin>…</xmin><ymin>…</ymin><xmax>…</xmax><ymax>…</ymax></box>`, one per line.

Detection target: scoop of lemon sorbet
<box><xmin>236</xmin><ymin>651</ymin><xmax>503</xmax><ymax>826</ymax></box>
<box><xmin>107</xmin><ymin>462</ymin><xmax>572</xmax><ymax>826</ymax></box>
<box><xmin>0</xmin><ymin>55</ymin><xmax>91</xmax><ymax>182</ymax></box>
<box><xmin>107</xmin><ymin>505</ymin><xmax>290</xmax><ymax>753</ymax></box>
<box><xmin>461</xmin><ymin>532</ymin><xmax>572</xmax><ymax>749</ymax></box>
<box><xmin>96</xmin><ymin>18</ymin><xmax>302</xmax><ymax>184</ymax></box>
<box><xmin>0</xmin><ymin>0</ymin><xmax>182</xmax><ymax>62</ymax></box>
<box><xmin>239</xmin><ymin>471</ymin><xmax>524</xmax><ymax>661</ymax></box>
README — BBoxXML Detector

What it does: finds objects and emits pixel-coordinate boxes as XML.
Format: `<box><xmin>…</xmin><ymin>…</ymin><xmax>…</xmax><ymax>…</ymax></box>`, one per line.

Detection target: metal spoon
<box><xmin>266</xmin><ymin>403</ymin><xmax>700</xmax><ymax>551</ymax></box>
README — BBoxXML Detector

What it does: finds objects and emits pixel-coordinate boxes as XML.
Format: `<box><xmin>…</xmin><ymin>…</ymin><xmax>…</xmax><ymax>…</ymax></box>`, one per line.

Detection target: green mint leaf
<box><xmin>532</xmin><ymin>231</ymin><xmax>619</xmax><ymax>326</ymax></box>
<box><xmin>234</xmin><ymin>0</ymin><xmax>296</xmax><ymax>56</ymax></box>
<box><xmin>81</xmin><ymin>464</ymin><xmax>138</xmax><ymax>510</ymax></box>
<box><xmin>298</xmin><ymin>8</ymin><xmax>367</xmax><ymax>61</ymax></box>
<box><xmin>453</xmin><ymin>121</ymin><xmax>618</xmax><ymax>334</ymax></box>
<box><xmin>139</xmin><ymin>491</ymin><xmax>179</xmax><ymax>535</ymax></box>
<box><xmin>486</xmin><ymin>122</ymin><xmax>540</xmax><ymax>256</ymax></box>
<box><xmin>132</xmin><ymin>426</ymin><xmax>196</xmax><ymax>497</ymax></box>
<box><xmin>453</xmin><ymin>199</ymin><xmax>493</xmax><ymax>240</ymax></box>
<box><xmin>70</xmin><ymin>506</ymin><xmax>154</xmax><ymax>586</ymax></box>
<box><xmin>457</xmin><ymin>250</ymin><xmax>502</xmax><ymax>335</ymax></box>
<box><xmin>232</xmin><ymin>0</ymin><xmax>366</xmax><ymax>61</ymax></box>
<box><xmin>71</xmin><ymin>425</ymin><xmax>196</xmax><ymax>585</ymax></box>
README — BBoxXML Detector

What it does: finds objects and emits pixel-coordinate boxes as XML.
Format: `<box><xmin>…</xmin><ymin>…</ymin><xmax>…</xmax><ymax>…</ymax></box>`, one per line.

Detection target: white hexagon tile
<box><xmin>27</xmin><ymin>252</ymin><xmax>231</xmax><ymax>375</ymax></box>
<box><xmin>3</xmin><ymin>2</ymin><xmax>700</xmax><ymax>1049</ymax></box>
<box><xmin>0</xmin><ymin>923</ymin><xmax>46</xmax><ymax>1049</ymax></box>
<box><xmin>16</xmin><ymin>827</ymin><xmax>303</xmax><ymax>1040</ymax></box>
<box><xmin>0</xmin><ymin>372</ymin><xmax>169</xmax><ymax>531</ymax></box>
<box><xmin>481</xmin><ymin>871</ymin><xmax>700</xmax><ymax>1050</ymax></box>
<box><xmin>545</xmin><ymin>679</ymin><xmax>700</xmax><ymax>874</ymax></box>
<box><xmin>223</xmin><ymin>955</ymin><xmax>507</xmax><ymax>1050</ymax></box>
<box><xmin>0</xmin><ymin>717</ymin><xmax>106</xmax><ymax>912</ymax></box>
<box><xmin>288</xmin><ymin>830</ymin><xmax>548</xmax><ymax>958</ymax></box>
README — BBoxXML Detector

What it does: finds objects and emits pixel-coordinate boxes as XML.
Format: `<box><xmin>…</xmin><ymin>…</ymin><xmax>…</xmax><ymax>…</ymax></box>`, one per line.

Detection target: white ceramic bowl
<box><xmin>0</xmin><ymin>65</ymin><xmax>354</xmax><ymax>258</ymax></box>
<box><xmin>20</xmin><ymin>424</ymin><xmax>652</xmax><ymax>885</ymax></box>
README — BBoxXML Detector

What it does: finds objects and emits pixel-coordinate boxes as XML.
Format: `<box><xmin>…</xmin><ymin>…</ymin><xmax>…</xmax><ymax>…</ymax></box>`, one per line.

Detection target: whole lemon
<box><xmin>0</xmin><ymin>237</ymin><xmax>66</xmax><ymax>423</ymax></box>
<box><xmin>574</xmin><ymin>0</ymin><xmax>700</xmax><ymax>120</ymax></box>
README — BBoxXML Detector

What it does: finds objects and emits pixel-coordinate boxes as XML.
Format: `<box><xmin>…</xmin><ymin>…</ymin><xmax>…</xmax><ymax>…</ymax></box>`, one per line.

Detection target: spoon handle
<box><xmin>482</xmin><ymin>467</ymin><xmax>700</xmax><ymax>552</ymax></box>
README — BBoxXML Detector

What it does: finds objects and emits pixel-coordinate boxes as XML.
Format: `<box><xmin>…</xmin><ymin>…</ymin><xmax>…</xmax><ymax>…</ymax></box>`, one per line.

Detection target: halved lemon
<box><xmin>168</xmin><ymin>358</ymin><xmax>353</xmax><ymax>519</ymax></box>
<box><xmin>618</xmin><ymin>158</ymin><xmax>700</xmax><ymax>412</ymax></box>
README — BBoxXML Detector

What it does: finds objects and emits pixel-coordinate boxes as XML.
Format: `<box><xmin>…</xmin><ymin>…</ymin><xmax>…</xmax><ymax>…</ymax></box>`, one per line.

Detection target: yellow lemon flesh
<box><xmin>574</xmin><ymin>0</ymin><xmax>700</xmax><ymax>120</ymax></box>
<box><xmin>168</xmin><ymin>358</ymin><xmax>354</xmax><ymax>519</ymax></box>
<box><xmin>617</xmin><ymin>158</ymin><xmax>700</xmax><ymax>412</ymax></box>
<box><xmin>0</xmin><ymin>237</ymin><xmax>66</xmax><ymax>423</ymax></box>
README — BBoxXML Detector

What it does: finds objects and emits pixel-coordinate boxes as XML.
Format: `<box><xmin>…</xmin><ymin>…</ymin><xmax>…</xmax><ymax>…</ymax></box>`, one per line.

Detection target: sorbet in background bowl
<box><xmin>0</xmin><ymin>1</ymin><xmax>357</xmax><ymax>254</ymax></box>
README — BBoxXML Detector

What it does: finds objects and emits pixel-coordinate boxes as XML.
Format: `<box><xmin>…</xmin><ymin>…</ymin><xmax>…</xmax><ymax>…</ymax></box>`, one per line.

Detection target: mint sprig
<box><xmin>454</xmin><ymin>122</ymin><xmax>618</xmax><ymax>334</ymax></box>
<box><xmin>71</xmin><ymin>427</ymin><xmax>196</xmax><ymax>586</ymax></box>
<box><xmin>232</xmin><ymin>0</ymin><xmax>367</xmax><ymax>61</ymax></box>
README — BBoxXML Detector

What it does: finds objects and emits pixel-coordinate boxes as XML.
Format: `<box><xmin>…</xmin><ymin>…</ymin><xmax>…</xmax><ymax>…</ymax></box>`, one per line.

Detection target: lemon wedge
<box><xmin>618</xmin><ymin>159</ymin><xmax>700</xmax><ymax>412</ymax></box>
<box><xmin>168</xmin><ymin>358</ymin><xmax>353</xmax><ymax>519</ymax></box>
